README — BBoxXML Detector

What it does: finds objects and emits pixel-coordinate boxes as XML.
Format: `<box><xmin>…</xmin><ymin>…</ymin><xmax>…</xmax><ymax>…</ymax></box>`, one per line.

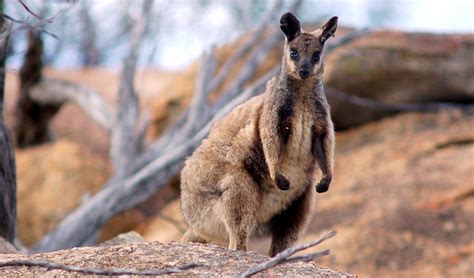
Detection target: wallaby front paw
<box><xmin>316</xmin><ymin>176</ymin><xmax>332</xmax><ymax>193</ymax></box>
<box><xmin>275</xmin><ymin>173</ymin><xmax>290</xmax><ymax>190</ymax></box>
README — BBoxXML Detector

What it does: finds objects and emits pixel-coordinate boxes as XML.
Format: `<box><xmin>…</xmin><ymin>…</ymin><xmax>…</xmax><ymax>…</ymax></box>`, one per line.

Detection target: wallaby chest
<box><xmin>257</xmin><ymin>91</ymin><xmax>324</xmax><ymax>224</ymax></box>
<box><xmin>280</xmin><ymin>91</ymin><xmax>325</xmax><ymax>168</ymax></box>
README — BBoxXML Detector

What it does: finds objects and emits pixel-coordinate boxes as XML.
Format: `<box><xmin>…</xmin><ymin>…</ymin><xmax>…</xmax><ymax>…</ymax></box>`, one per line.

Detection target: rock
<box><xmin>307</xmin><ymin>109</ymin><xmax>474</xmax><ymax>276</ymax></box>
<box><xmin>98</xmin><ymin>231</ymin><xmax>147</xmax><ymax>247</ymax></box>
<box><xmin>14</xmin><ymin>138</ymin><xmax>174</xmax><ymax>247</ymax></box>
<box><xmin>0</xmin><ymin>241</ymin><xmax>354</xmax><ymax>277</ymax></box>
<box><xmin>15</xmin><ymin>139</ymin><xmax>110</xmax><ymax>247</ymax></box>
<box><xmin>325</xmin><ymin>31</ymin><xmax>474</xmax><ymax>129</ymax></box>
<box><xmin>137</xmin><ymin>199</ymin><xmax>186</xmax><ymax>243</ymax></box>
<box><xmin>0</xmin><ymin>237</ymin><xmax>18</xmax><ymax>254</ymax></box>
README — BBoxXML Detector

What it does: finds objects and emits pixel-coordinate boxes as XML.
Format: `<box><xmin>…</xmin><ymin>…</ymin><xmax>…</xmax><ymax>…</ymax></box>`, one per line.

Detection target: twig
<box><xmin>212</xmin><ymin>28</ymin><xmax>281</xmax><ymax>110</ymax></box>
<box><xmin>213</xmin><ymin>0</ymin><xmax>302</xmax><ymax>109</ymax></box>
<box><xmin>325</xmin><ymin>28</ymin><xmax>370</xmax><ymax>52</ymax></box>
<box><xmin>17</xmin><ymin>0</ymin><xmax>44</xmax><ymax>21</ymax></box>
<box><xmin>207</xmin><ymin>0</ymin><xmax>282</xmax><ymax>94</ymax></box>
<box><xmin>2</xmin><ymin>0</ymin><xmax>77</xmax><ymax>41</ymax></box>
<box><xmin>0</xmin><ymin>260</ymin><xmax>200</xmax><ymax>276</ymax></box>
<box><xmin>326</xmin><ymin>87</ymin><xmax>474</xmax><ymax>112</ymax></box>
<box><xmin>234</xmin><ymin>230</ymin><xmax>336</xmax><ymax>278</ymax></box>
<box><xmin>155</xmin><ymin>211</ymin><xmax>187</xmax><ymax>234</ymax></box>
<box><xmin>284</xmin><ymin>249</ymin><xmax>330</xmax><ymax>263</ymax></box>
<box><xmin>17</xmin><ymin>0</ymin><xmax>76</xmax><ymax>24</ymax></box>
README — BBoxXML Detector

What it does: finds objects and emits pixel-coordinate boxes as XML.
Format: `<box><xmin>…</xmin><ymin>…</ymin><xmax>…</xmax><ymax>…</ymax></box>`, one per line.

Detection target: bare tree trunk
<box><xmin>13</xmin><ymin>31</ymin><xmax>61</xmax><ymax>147</ymax></box>
<box><xmin>0</xmin><ymin>120</ymin><xmax>16</xmax><ymax>243</ymax></box>
<box><xmin>0</xmin><ymin>0</ymin><xmax>17</xmax><ymax>243</ymax></box>
<box><xmin>110</xmin><ymin>0</ymin><xmax>153</xmax><ymax>178</ymax></box>
<box><xmin>78</xmin><ymin>0</ymin><xmax>100</xmax><ymax>66</ymax></box>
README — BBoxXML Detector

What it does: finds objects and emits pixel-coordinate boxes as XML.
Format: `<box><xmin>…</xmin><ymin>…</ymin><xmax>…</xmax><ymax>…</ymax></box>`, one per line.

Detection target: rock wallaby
<box><xmin>180</xmin><ymin>12</ymin><xmax>337</xmax><ymax>256</ymax></box>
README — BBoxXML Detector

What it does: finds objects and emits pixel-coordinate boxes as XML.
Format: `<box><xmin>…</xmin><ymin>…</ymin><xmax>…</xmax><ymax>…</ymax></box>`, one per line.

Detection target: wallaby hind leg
<box><xmin>269</xmin><ymin>186</ymin><xmax>313</xmax><ymax>256</ymax></box>
<box><xmin>181</xmin><ymin>229</ymin><xmax>208</xmax><ymax>243</ymax></box>
<box><xmin>220</xmin><ymin>176</ymin><xmax>259</xmax><ymax>251</ymax></box>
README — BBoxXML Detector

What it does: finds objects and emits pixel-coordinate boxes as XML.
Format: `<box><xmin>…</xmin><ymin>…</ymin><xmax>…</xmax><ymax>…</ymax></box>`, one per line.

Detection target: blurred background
<box><xmin>1</xmin><ymin>0</ymin><xmax>473</xmax><ymax>277</ymax></box>
<box><xmin>5</xmin><ymin>0</ymin><xmax>474</xmax><ymax>70</ymax></box>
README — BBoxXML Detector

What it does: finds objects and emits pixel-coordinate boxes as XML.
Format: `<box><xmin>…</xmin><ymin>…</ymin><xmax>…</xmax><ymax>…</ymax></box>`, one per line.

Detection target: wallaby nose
<box><xmin>299</xmin><ymin>68</ymin><xmax>310</xmax><ymax>79</ymax></box>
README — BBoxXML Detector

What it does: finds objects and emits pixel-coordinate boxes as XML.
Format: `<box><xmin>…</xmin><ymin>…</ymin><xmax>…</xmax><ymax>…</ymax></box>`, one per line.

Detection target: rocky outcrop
<box><xmin>309</xmin><ymin>109</ymin><xmax>474</xmax><ymax>276</ymax></box>
<box><xmin>0</xmin><ymin>241</ymin><xmax>354</xmax><ymax>277</ymax></box>
<box><xmin>15</xmin><ymin>139</ymin><xmax>110</xmax><ymax>246</ymax></box>
<box><xmin>325</xmin><ymin>31</ymin><xmax>474</xmax><ymax>128</ymax></box>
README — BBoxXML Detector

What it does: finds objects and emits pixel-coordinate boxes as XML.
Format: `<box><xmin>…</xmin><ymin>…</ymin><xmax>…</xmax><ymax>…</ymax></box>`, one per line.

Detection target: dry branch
<box><xmin>29</xmin><ymin>78</ymin><xmax>113</xmax><ymax>132</ymax></box>
<box><xmin>325</xmin><ymin>28</ymin><xmax>370</xmax><ymax>52</ymax></box>
<box><xmin>17</xmin><ymin>0</ymin><xmax>44</xmax><ymax>21</ymax></box>
<box><xmin>327</xmin><ymin>87</ymin><xmax>474</xmax><ymax>112</ymax></box>
<box><xmin>178</xmin><ymin>46</ymin><xmax>217</xmax><ymax>139</ymax></box>
<box><xmin>213</xmin><ymin>28</ymin><xmax>281</xmax><ymax>110</ymax></box>
<box><xmin>110</xmin><ymin>0</ymin><xmax>153</xmax><ymax>177</ymax></box>
<box><xmin>234</xmin><ymin>231</ymin><xmax>336</xmax><ymax>278</ymax></box>
<box><xmin>0</xmin><ymin>260</ymin><xmax>200</xmax><ymax>276</ymax></box>
<box><xmin>3</xmin><ymin>1</ymin><xmax>76</xmax><ymax>41</ymax></box>
<box><xmin>78</xmin><ymin>0</ymin><xmax>100</xmax><ymax>66</ymax></box>
<box><xmin>207</xmin><ymin>0</ymin><xmax>282</xmax><ymax>94</ymax></box>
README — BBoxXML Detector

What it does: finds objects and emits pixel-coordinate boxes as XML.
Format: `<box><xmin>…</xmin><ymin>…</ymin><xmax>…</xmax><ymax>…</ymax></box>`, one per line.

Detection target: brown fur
<box><xmin>180</xmin><ymin>13</ymin><xmax>337</xmax><ymax>256</ymax></box>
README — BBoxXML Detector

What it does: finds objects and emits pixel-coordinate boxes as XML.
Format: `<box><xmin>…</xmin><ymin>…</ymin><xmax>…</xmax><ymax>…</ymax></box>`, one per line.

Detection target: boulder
<box><xmin>308</xmin><ymin>109</ymin><xmax>474</xmax><ymax>276</ymax></box>
<box><xmin>0</xmin><ymin>241</ymin><xmax>353</xmax><ymax>277</ymax></box>
<box><xmin>98</xmin><ymin>231</ymin><xmax>147</xmax><ymax>247</ymax></box>
<box><xmin>16</xmin><ymin>139</ymin><xmax>110</xmax><ymax>246</ymax></box>
<box><xmin>0</xmin><ymin>237</ymin><xmax>18</xmax><ymax>254</ymax></box>
<box><xmin>325</xmin><ymin>31</ymin><xmax>474</xmax><ymax>128</ymax></box>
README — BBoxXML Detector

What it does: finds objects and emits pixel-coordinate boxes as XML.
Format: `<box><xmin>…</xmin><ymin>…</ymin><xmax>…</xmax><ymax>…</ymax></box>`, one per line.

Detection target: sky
<box><xmin>159</xmin><ymin>0</ymin><xmax>474</xmax><ymax>70</ymax></box>
<box><xmin>6</xmin><ymin>0</ymin><xmax>474</xmax><ymax>70</ymax></box>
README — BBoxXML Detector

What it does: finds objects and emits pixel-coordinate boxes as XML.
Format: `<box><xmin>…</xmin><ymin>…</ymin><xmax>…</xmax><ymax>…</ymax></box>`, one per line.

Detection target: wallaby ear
<box><xmin>280</xmin><ymin>12</ymin><xmax>301</xmax><ymax>42</ymax></box>
<box><xmin>319</xmin><ymin>16</ymin><xmax>338</xmax><ymax>44</ymax></box>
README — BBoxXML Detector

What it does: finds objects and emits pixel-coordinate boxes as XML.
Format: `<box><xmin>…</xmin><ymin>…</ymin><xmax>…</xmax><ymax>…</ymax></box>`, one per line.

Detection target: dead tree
<box><xmin>13</xmin><ymin>30</ymin><xmax>63</xmax><ymax>147</ymax></box>
<box><xmin>78</xmin><ymin>0</ymin><xmax>101</xmax><ymax>66</ymax></box>
<box><xmin>0</xmin><ymin>0</ymin><xmax>17</xmax><ymax>243</ymax></box>
<box><xmin>12</xmin><ymin>0</ymin><xmax>110</xmax><ymax>147</ymax></box>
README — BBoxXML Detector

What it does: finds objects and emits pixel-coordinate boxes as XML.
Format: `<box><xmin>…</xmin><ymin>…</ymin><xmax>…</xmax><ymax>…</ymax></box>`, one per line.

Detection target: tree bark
<box><xmin>78</xmin><ymin>0</ymin><xmax>101</xmax><ymax>66</ymax></box>
<box><xmin>14</xmin><ymin>31</ymin><xmax>61</xmax><ymax>147</ymax></box>
<box><xmin>0</xmin><ymin>0</ymin><xmax>17</xmax><ymax>244</ymax></box>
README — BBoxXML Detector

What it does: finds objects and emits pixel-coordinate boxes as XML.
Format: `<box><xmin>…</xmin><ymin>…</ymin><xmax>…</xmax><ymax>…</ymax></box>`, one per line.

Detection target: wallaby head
<box><xmin>280</xmin><ymin>13</ymin><xmax>338</xmax><ymax>80</ymax></box>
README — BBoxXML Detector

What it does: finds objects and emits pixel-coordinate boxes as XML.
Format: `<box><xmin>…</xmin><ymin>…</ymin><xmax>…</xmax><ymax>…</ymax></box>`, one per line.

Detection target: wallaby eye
<box><xmin>312</xmin><ymin>51</ymin><xmax>321</xmax><ymax>64</ymax></box>
<box><xmin>290</xmin><ymin>49</ymin><xmax>299</xmax><ymax>60</ymax></box>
